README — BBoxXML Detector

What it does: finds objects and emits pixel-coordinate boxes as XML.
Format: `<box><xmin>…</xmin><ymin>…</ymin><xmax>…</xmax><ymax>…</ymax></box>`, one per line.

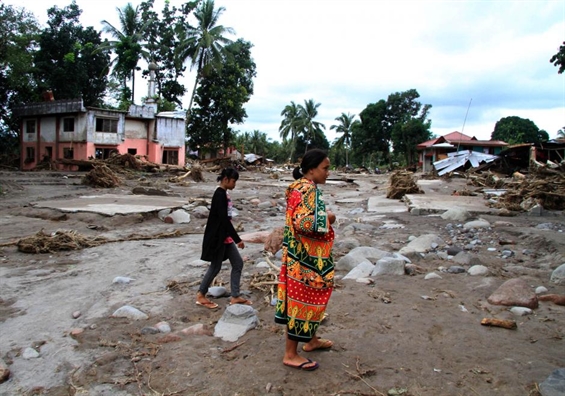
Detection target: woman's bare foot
<box><xmin>229</xmin><ymin>296</ymin><xmax>253</xmax><ymax>305</ymax></box>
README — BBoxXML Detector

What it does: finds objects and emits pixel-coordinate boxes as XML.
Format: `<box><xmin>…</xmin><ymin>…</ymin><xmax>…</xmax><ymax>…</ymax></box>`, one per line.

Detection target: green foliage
<box><xmin>279</xmin><ymin>101</ymin><xmax>300</xmax><ymax>162</ymax></box>
<box><xmin>352</xmin><ymin>89</ymin><xmax>431</xmax><ymax>167</ymax></box>
<box><xmin>550</xmin><ymin>41</ymin><xmax>565</xmax><ymax>74</ymax></box>
<box><xmin>34</xmin><ymin>1</ymin><xmax>110</xmax><ymax>106</ymax></box>
<box><xmin>296</xmin><ymin>99</ymin><xmax>326</xmax><ymax>155</ymax></box>
<box><xmin>0</xmin><ymin>4</ymin><xmax>40</xmax><ymax>164</ymax></box>
<box><xmin>186</xmin><ymin>39</ymin><xmax>256</xmax><ymax>154</ymax></box>
<box><xmin>177</xmin><ymin>0</ymin><xmax>235</xmax><ymax>115</ymax></box>
<box><xmin>139</xmin><ymin>0</ymin><xmax>198</xmax><ymax>108</ymax></box>
<box><xmin>491</xmin><ymin>116</ymin><xmax>547</xmax><ymax>144</ymax></box>
<box><xmin>330</xmin><ymin>112</ymin><xmax>358</xmax><ymax>167</ymax></box>
<box><xmin>99</xmin><ymin>3</ymin><xmax>150</xmax><ymax>104</ymax></box>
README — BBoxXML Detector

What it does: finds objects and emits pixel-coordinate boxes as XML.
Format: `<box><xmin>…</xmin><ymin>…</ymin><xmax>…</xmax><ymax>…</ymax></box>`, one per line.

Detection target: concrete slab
<box><xmin>404</xmin><ymin>193</ymin><xmax>499</xmax><ymax>215</ymax></box>
<box><xmin>33</xmin><ymin>194</ymin><xmax>188</xmax><ymax>216</ymax></box>
<box><xmin>367</xmin><ymin>196</ymin><xmax>408</xmax><ymax>214</ymax></box>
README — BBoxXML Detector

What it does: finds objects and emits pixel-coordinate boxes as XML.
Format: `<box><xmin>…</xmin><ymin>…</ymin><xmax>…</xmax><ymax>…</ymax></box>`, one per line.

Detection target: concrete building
<box><xmin>14</xmin><ymin>63</ymin><xmax>186</xmax><ymax>170</ymax></box>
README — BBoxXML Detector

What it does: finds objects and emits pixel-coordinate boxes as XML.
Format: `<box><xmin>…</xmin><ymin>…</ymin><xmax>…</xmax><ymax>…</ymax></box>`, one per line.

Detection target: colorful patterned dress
<box><xmin>274</xmin><ymin>178</ymin><xmax>335</xmax><ymax>342</ymax></box>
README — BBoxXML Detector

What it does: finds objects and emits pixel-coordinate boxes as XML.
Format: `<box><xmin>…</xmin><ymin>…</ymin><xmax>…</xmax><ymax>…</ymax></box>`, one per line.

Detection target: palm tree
<box><xmin>330</xmin><ymin>112</ymin><xmax>358</xmax><ymax>167</ymax></box>
<box><xmin>557</xmin><ymin>127</ymin><xmax>565</xmax><ymax>139</ymax></box>
<box><xmin>100</xmin><ymin>3</ymin><xmax>150</xmax><ymax>103</ymax></box>
<box><xmin>279</xmin><ymin>101</ymin><xmax>300</xmax><ymax>163</ymax></box>
<box><xmin>176</xmin><ymin>0</ymin><xmax>235</xmax><ymax>116</ymax></box>
<box><xmin>297</xmin><ymin>99</ymin><xmax>326</xmax><ymax>155</ymax></box>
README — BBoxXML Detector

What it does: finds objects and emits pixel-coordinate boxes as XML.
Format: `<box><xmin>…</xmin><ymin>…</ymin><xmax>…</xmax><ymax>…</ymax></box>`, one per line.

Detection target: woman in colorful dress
<box><xmin>196</xmin><ymin>167</ymin><xmax>252</xmax><ymax>309</ymax></box>
<box><xmin>275</xmin><ymin>149</ymin><xmax>336</xmax><ymax>371</ymax></box>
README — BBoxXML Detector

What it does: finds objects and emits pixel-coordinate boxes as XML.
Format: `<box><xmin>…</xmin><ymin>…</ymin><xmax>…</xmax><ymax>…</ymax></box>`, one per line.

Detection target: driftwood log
<box><xmin>480</xmin><ymin>318</ymin><xmax>517</xmax><ymax>329</ymax></box>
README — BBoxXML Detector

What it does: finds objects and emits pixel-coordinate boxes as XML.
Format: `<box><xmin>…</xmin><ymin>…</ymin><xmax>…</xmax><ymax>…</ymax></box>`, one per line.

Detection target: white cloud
<box><xmin>6</xmin><ymin>0</ymin><xmax>565</xmax><ymax>142</ymax></box>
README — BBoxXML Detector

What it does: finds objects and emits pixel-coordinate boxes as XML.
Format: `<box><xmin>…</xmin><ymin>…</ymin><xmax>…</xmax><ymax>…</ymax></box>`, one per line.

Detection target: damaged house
<box><xmin>417</xmin><ymin>131</ymin><xmax>508</xmax><ymax>175</ymax></box>
<box><xmin>13</xmin><ymin>65</ymin><xmax>186</xmax><ymax>171</ymax></box>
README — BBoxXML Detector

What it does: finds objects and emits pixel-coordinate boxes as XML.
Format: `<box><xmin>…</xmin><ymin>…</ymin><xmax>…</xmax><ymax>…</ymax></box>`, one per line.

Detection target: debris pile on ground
<box><xmin>168</xmin><ymin>164</ymin><xmax>205</xmax><ymax>184</ymax></box>
<box><xmin>17</xmin><ymin>230</ymin><xmax>108</xmax><ymax>253</ymax></box>
<box><xmin>386</xmin><ymin>170</ymin><xmax>424</xmax><ymax>199</ymax></box>
<box><xmin>467</xmin><ymin>171</ymin><xmax>507</xmax><ymax>189</ymax></box>
<box><xmin>491</xmin><ymin>174</ymin><xmax>565</xmax><ymax>211</ymax></box>
<box><xmin>82</xmin><ymin>164</ymin><xmax>122</xmax><ymax>188</ymax></box>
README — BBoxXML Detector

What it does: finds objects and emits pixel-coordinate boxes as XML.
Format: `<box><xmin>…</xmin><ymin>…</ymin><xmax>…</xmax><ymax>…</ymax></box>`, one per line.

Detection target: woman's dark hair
<box><xmin>293</xmin><ymin>149</ymin><xmax>328</xmax><ymax>179</ymax></box>
<box><xmin>217</xmin><ymin>167</ymin><xmax>239</xmax><ymax>182</ymax></box>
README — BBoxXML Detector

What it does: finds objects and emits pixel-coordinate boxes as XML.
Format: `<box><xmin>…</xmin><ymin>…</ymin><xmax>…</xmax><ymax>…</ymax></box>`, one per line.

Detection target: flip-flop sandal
<box><xmin>229</xmin><ymin>298</ymin><xmax>253</xmax><ymax>305</ymax></box>
<box><xmin>302</xmin><ymin>339</ymin><xmax>333</xmax><ymax>352</ymax></box>
<box><xmin>283</xmin><ymin>358</ymin><xmax>319</xmax><ymax>371</ymax></box>
<box><xmin>196</xmin><ymin>301</ymin><xmax>219</xmax><ymax>309</ymax></box>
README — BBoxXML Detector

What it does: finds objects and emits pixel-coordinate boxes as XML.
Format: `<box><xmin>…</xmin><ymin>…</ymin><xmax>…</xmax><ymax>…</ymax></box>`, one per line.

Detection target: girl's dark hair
<box><xmin>217</xmin><ymin>167</ymin><xmax>239</xmax><ymax>182</ymax></box>
<box><xmin>293</xmin><ymin>149</ymin><xmax>328</xmax><ymax>180</ymax></box>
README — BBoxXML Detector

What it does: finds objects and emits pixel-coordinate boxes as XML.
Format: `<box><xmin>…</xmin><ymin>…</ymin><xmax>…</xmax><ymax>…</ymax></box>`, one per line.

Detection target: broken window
<box><xmin>63</xmin><ymin>147</ymin><xmax>74</xmax><ymax>159</ymax></box>
<box><xmin>162</xmin><ymin>149</ymin><xmax>179</xmax><ymax>165</ymax></box>
<box><xmin>95</xmin><ymin>117</ymin><xmax>118</xmax><ymax>133</ymax></box>
<box><xmin>63</xmin><ymin>117</ymin><xmax>75</xmax><ymax>132</ymax></box>
<box><xmin>26</xmin><ymin>120</ymin><xmax>36</xmax><ymax>134</ymax></box>
<box><xmin>25</xmin><ymin>147</ymin><xmax>35</xmax><ymax>163</ymax></box>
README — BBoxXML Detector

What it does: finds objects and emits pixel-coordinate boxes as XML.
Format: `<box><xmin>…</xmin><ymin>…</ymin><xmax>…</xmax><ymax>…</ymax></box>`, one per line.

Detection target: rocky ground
<box><xmin>0</xmin><ymin>167</ymin><xmax>564</xmax><ymax>396</ymax></box>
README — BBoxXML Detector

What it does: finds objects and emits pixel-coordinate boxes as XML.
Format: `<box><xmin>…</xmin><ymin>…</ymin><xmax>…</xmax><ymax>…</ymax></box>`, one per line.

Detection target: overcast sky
<box><xmin>7</xmin><ymin>0</ymin><xmax>565</xmax><ymax>142</ymax></box>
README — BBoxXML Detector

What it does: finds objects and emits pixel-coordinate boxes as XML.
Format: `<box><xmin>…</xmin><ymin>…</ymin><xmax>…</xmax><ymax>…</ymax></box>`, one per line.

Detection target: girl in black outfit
<box><xmin>196</xmin><ymin>168</ymin><xmax>253</xmax><ymax>309</ymax></box>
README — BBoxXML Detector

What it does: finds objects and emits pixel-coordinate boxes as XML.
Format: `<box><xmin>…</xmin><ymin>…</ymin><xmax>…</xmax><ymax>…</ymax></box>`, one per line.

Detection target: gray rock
<box><xmin>424</xmin><ymin>272</ymin><xmax>442</xmax><ymax>280</ymax></box>
<box><xmin>371</xmin><ymin>257</ymin><xmax>405</xmax><ymax>276</ymax></box>
<box><xmin>22</xmin><ymin>347</ymin><xmax>39</xmax><ymax>359</ymax></box>
<box><xmin>447</xmin><ymin>245</ymin><xmax>463</xmax><ymax>256</ymax></box>
<box><xmin>441</xmin><ymin>208</ymin><xmax>471</xmax><ymax>221</ymax></box>
<box><xmin>336</xmin><ymin>246</ymin><xmax>392</xmax><ymax>271</ymax></box>
<box><xmin>463</xmin><ymin>219</ymin><xmax>490</xmax><ymax>230</ymax></box>
<box><xmin>165</xmin><ymin>209</ymin><xmax>191</xmax><ymax>224</ymax></box>
<box><xmin>550</xmin><ymin>264</ymin><xmax>565</xmax><ymax>285</ymax></box>
<box><xmin>208</xmin><ymin>286</ymin><xmax>228</xmax><ymax>297</ymax></box>
<box><xmin>334</xmin><ymin>237</ymin><xmax>361</xmax><ymax>250</ymax></box>
<box><xmin>343</xmin><ymin>259</ymin><xmax>375</xmax><ymax>280</ymax></box>
<box><xmin>141</xmin><ymin>327</ymin><xmax>160</xmax><ymax>335</ymax></box>
<box><xmin>399</xmin><ymin>234</ymin><xmax>444</xmax><ymax>255</ymax></box>
<box><xmin>447</xmin><ymin>266</ymin><xmax>466</xmax><ymax>274</ymax></box>
<box><xmin>214</xmin><ymin>304</ymin><xmax>258</xmax><ymax>342</ymax></box>
<box><xmin>191</xmin><ymin>206</ymin><xmax>209</xmax><ymax>219</ymax></box>
<box><xmin>536</xmin><ymin>286</ymin><xmax>549</xmax><ymax>294</ymax></box>
<box><xmin>468</xmin><ymin>265</ymin><xmax>488</xmax><ymax>276</ymax></box>
<box><xmin>510</xmin><ymin>307</ymin><xmax>532</xmax><ymax>316</ymax></box>
<box><xmin>111</xmin><ymin>305</ymin><xmax>149</xmax><ymax>320</ymax></box>
<box><xmin>539</xmin><ymin>368</ymin><xmax>565</xmax><ymax>396</ymax></box>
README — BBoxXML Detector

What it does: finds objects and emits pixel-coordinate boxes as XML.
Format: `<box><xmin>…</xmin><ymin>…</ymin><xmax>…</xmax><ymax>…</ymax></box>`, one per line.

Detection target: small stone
<box><xmin>72</xmin><ymin>311</ymin><xmax>81</xmax><ymax>319</ymax></box>
<box><xmin>22</xmin><ymin>347</ymin><xmax>40</xmax><ymax>359</ymax></box>
<box><xmin>70</xmin><ymin>328</ymin><xmax>84</xmax><ymax>338</ymax></box>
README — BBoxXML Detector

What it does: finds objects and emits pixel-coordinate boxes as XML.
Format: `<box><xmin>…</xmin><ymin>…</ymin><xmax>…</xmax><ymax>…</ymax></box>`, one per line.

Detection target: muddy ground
<box><xmin>0</xmin><ymin>168</ymin><xmax>564</xmax><ymax>396</ymax></box>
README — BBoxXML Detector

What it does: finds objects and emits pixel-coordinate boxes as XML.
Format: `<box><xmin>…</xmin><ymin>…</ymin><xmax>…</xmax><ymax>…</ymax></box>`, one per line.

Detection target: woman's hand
<box><xmin>327</xmin><ymin>210</ymin><xmax>336</xmax><ymax>225</ymax></box>
<box><xmin>237</xmin><ymin>241</ymin><xmax>245</xmax><ymax>249</ymax></box>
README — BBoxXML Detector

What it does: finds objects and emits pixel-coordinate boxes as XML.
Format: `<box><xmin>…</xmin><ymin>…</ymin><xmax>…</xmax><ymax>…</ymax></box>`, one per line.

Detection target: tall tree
<box><xmin>550</xmin><ymin>41</ymin><xmax>565</xmax><ymax>74</ymax></box>
<box><xmin>176</xmin><ymin>0</ymin><xmax>234</xmax><ymax>117</ymax></box>
<box><xmin>0</xmin><ymin>4</ymin><xmax>40</xmax><ymax>164</ymax></box>
<box><xmin>139</xmin><ymin>0</ymin><xmax>198</xmax><ymax>109</ymax></box>
<box><xmin>392</xmin><ymin>119</ymin><xmax>432</xmax><ymax>165</ymax></box>
<box><xmin>279</xmin><ymin>101</ymin><xmax>300</xmax><ymax>162</ymax></box>
<box><xmin>186</xmin><ymin>39</ymin><xmax>256</xmax><ymax>155</ymax></box>
<box><xmin>297</xmin><ymin>99</ymin><xmax>326</xmax><ymax>154</ymax></box>
<box><xmin>491</xmin><ymin>116</ymin><xmax>548</xmax><ymax>144</ymax></box>
<box><xmin>34</xmin><ymin>1</ymin><xmax>110</xmax><ymax>106</ymax></box>
<box><xmin>330</xmin><ymin>112</ymin><xmax>358</xmax><ymax>167</ymax></box>
<box><xmin>355</xmin><ymin>100</ymin><xmax>389</xmax><ymax>164</ymax></box>
<box><xmin>100</xmin><ymin>3</ymin><xmax>149</xmax><ymax>104</ymax></box>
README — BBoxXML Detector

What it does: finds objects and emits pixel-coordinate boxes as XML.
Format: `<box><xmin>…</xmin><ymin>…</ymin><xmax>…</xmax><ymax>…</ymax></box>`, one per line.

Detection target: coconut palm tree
<box><xmin>279</xmin><ymin>101</ymin><xmax>301</xmax><ymax>163</ymax></box>
<box><xmin>100</xmin><ymin>3</ymin><xmax>150</xmax><ymax>103</ymax></box>
<box><xmin>330</xmin><ymin>112</ymin><xmax>358</xmax><ymax>167</ymax></box>
<box><xmin>297</xmin><ymin>99</ymin><xmax>326</xmax><ymax>155</ymax></box>
<box><xmin>176</xmin><ymin>0</ymin><xmax>235</xmax><ymax>116</ymax></box>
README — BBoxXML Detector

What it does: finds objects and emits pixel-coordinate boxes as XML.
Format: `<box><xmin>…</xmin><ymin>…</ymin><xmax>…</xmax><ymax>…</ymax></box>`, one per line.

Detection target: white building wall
<box><xmin>125</xmin><ymin>119</ymin><xmax>149</xmax><ymax>139</ymax></box>
<box><xmin>156</xmin><ymin>117</ymin><xmax>185</xmax><ymax>147</ymax></box>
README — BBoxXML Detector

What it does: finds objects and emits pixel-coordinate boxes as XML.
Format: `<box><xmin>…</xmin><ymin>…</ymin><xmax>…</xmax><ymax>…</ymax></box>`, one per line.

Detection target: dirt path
<box><xmin>0</xmin><ymin>169</ymin><xmax>564</xmax><ymax>396</ymax></box>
